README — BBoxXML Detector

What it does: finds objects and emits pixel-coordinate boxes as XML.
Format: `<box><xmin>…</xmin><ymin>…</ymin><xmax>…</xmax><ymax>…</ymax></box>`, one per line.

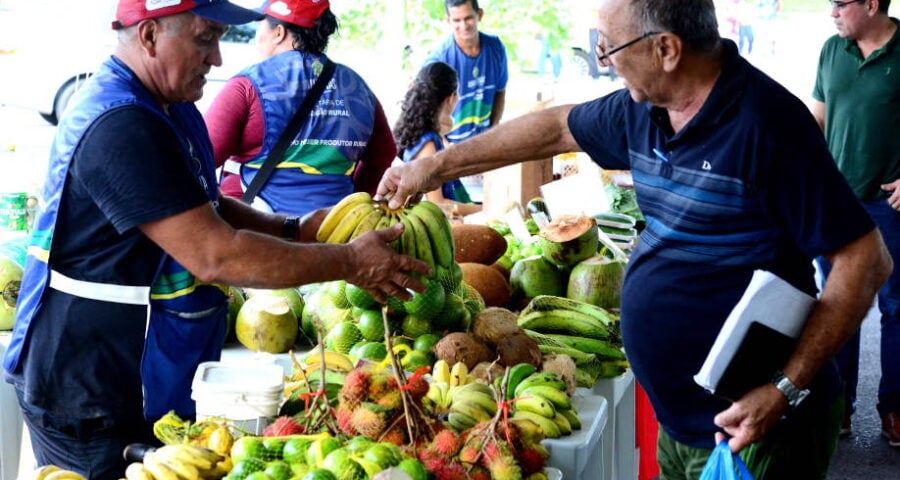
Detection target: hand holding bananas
<box><xmin>375</xmin><ymin>156</ymin><xmax>445</xmax><ymax>210</ymax></box>
<box><xmin>340</xmin><ymin>222</ymin><xmax>430</xmax><ymax>304</ymax></box>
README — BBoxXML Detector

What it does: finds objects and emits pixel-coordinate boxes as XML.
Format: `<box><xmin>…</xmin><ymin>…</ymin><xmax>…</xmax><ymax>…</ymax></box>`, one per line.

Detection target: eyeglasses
<box><xmin>830</xmin><ymin>0</ymin><xmax>865</xmax><ymax>10</ymax></box>
<box><xmin>595</xmin><ymin>31</ymin><xmax>662</xmax><ymax>66</ymax></box>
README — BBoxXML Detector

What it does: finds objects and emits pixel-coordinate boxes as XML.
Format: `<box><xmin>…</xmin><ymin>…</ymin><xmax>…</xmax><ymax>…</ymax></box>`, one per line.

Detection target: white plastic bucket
<box><xmin>191</xmin><ymin>361</ymin><xmax>284</xmax><ymax>435</ymax></box>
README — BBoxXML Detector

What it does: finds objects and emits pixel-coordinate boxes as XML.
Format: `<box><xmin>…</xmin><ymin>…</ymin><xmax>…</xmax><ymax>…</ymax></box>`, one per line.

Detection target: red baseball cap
<box><xmin>113</xmin><ymin>0</ymin><xmax>264</xmax><ymax>30</ymax></box>
<box><xmin>263</xmin><ymin>0</ymin><xmax>330</xmax><ymax>28</ymax></box>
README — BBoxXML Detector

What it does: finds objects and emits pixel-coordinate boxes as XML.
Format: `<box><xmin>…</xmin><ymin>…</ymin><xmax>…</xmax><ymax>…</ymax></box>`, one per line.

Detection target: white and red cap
<box><xmin>113</xmin><ymin>0</ymin><xmax>263</xmax><ymax>30</ymax></box>
<box><xmin>262</xmin><ymin>0</ymin><xmax>330</xmax><ymax>28</ymax></box>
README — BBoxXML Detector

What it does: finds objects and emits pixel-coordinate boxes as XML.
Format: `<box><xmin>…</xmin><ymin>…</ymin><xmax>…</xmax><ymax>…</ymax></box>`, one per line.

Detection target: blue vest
<box><xmin>3</xmin><ymin>56</ymin><xmax>226</xmax><ymax>420</ymax></box>
<box><xmin>237</xmin><ymin>52</ymin><xmax>378</xmax><ymax>215</ymax></box>
<box><xmin>401</xmin><ymin>131</ymin><xmax>471</xmax><ymax>203</ymax></box>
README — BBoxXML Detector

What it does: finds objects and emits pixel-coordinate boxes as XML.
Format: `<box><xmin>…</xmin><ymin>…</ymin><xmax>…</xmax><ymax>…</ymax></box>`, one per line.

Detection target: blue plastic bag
<box><xmin>699</xmin><ymin>441</ymin><xmax>755</xmax><ymax>480</ymax></box>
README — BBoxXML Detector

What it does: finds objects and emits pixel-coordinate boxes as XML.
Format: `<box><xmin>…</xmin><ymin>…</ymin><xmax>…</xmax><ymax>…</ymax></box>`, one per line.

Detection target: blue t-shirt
<box><xmin>401</xmin><ymin>131</ymin><xmax>471</xmax><ymax>203</ymax></box>
<box><xmin>426</xmin><ymin>32</ymin><xmax>508</xmax><ymax>143</ymax></box>
<box><xmin>568</xmin><ymin>40</ymin><xmax>874</xmax><ymax>447</ymax></box>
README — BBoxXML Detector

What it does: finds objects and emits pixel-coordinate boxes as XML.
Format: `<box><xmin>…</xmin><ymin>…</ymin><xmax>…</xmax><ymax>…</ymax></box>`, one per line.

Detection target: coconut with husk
<box><xmin>538</xmin><ymin>214</ymin><xmax>599</xmax><ymax>268</ymax></box>
<box><xmin>567</xmin><ymin>255</ymin><xmax>627</xmax><ymax>309</ymax></box>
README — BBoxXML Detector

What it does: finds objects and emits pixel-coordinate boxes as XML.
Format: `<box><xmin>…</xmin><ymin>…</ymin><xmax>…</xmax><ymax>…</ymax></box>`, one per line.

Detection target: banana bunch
<box><xmin>300</xmin><ymin>349</ymin><xmax>355</xmax><ymax>373</ymax></box>
<box><xmin>30</xmin><ymin>466</ymin><xmax>86</xmax><ymax>480</ymax></box>
<box><xmin>125</xmin><ymin>445</ymin><xmax>228</xmax><ymax>480</ymax></box>
<box><xmin>315</xmin><ymin>193</ymin><xmax>456</xmax><ymax>276</ymax></box>
<box><xmin>425</xmin><ymin>360</ymin><xmax>479</xmax><ymax>413</ymax></box>
<box><xmin>510</xmin><ymin>371</ymin><xmax>581</xmax><ymax>439</ymax></box>
<box><xmin>445</xmin><ymin>382</ymin><xmax>500</xmax><ymax>431</ymax></box>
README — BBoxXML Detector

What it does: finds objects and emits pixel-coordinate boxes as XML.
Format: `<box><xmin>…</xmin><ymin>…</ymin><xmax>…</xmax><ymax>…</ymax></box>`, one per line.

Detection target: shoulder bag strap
<box><xmin>242</xmin><ymin>59</ymin><xmax>336</xmax><ymax>204</ymax></box>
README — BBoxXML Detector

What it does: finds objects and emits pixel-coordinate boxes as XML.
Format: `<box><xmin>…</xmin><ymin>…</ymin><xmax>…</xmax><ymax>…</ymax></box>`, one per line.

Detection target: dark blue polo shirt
<box><xmin>568</xmin><ymin>40</ymin><xmax>874</xmax><ymax>447</ymax></box>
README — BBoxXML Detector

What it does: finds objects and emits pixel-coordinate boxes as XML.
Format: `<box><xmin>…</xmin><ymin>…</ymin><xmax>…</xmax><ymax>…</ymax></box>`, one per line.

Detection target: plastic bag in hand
<box><xmin>699</xmin><ymin>441</ymin><xmax>755</xmax><ymax>480</ymax></box>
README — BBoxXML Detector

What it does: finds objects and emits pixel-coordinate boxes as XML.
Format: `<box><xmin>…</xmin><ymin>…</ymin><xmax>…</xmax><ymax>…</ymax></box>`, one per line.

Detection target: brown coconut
<box><xmin>472</xmin><ymin>307</ymin><xmax>520</xmax><ymax>346</ymax></box>
<box><xmin>469</xmin><ymin>361</ymin><xmax>506</xmax><ymax>384</ymax></box>
<box><xmin>433</xmin><ymin>332</ymin><xmax>495</xmax><ymax>370</ymax></box>
<box><xmin>542</xmin><ymin>354</ymin><xmax>578</xmax><ymax>394</ymax></box>
<box><xmin>495</xmin><ymin>332</ymin><xmax>542</xmax><ymax>368</ymax></box>
<box><xmin>459</xmin><ymin>262</ymin><xmax>512</xmax><ymax>307</ymax></box>
<box><xmin>452</xmin><ymin>224</ymin><xmax>507</xmax><ymax>265</ymax></box>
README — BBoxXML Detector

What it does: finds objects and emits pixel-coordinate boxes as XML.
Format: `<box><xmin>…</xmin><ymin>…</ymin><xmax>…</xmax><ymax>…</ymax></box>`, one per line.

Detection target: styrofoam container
<box><xmin>542</xmin><ymin>393</ymin><xmax>609</xmax><ymax>480</ymax></box>
<box><xmin>191</xmin><ymin>361</ymin><xmax>284</xmax><ymax>435</ymax></box>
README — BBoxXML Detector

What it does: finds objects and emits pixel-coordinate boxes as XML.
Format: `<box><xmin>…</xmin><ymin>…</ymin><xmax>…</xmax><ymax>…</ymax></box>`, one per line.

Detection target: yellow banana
<box><xmin>449</xmin><ymin>361</ymin><xmax>468</xmax><ymax>387</ymax></box>
<box><xmin>206</xmin><ymin>425</ymin><xmax>234</xmax><ymax>457</ymax></box>
<box><xmin>177</xmin><ymin>444</ymin><xmax>223</xmax><ymax>466</ymax></box>
<box><xmin>373</xmin><ymin>206</ymin><xmax>393</xmax><ymax>232</ymax></box>
<box><xmin>32</xmin><ymin>466</ymin><xmax>61</xmax><ymax>480</ymax></box>
<box><xmin>450</xmin><ymin>381</ymin><xmax>493</xmax><ymax>398</ymax></box>
<box><xmin>409</xmin><ymin>201</ymin><xmax>455</xmax><ymax>269</ymax></box>
<box><xmin>125</xmin><ymin>463</ymin><xmax>153</xmax><ymax>480</ymax></box>
<box><xmin>512</xmin><ymin>410</ymin><xmax>562</xmax><ymax>438</ymax></box>
<box><xmin>43</xmin><ymin>471</ymin><xmax>87</xmax><ymax>480</ymax></box>
<box><xmin>514</xmin><ymin>395</ymin><xmax>556</xmax><ymax>418</ymax></box>
<box><xmin>432</xmin><ymin>359</ymin><xmax>451</xmax><ymax>384</ymax></box>
<box><xmin>454</xmin><ymin>390</ymin><xmax>498</xmax><ymax>416</ymax></box>
<box><xmin>316</xmin><ymin>191</ymin><xmax>373</xmax><ymax>242</ymax></box>
<box><xmin>159</xmin><ymin>445</ymin><xmax>216</xmax><ymax>472</ymax></box>
<box><xmin>403</xmin><ymin>210</ymin><xmax>436</xmax><ymax>272</ymax></box>
<box><xmin>304</xmin><ymin>350</ymin><xmax>354</xmax><ymax>372</ymax></box>
<box><xmin>552</xmin><ymin>411</ymin><xmax>573</xmax><ymax>435</ymax></box>
<box><xmin>348</xmin><ymin>205</ymin><xmax>384</xmax><ymax>241</ymax></box>
<box><xmin>140</xmin><ymin>452</ymin><xmax>180</xmax><ymax>480</ymax></box>
<box><xmin>326</xmin><ymin>202</ymin><xmax>377</xmax><ymax>244</ymax></box>
<box><xmin>450</xmin><ymin>400</ymin><xmax>493</xmax><ymax>422</ymax></box>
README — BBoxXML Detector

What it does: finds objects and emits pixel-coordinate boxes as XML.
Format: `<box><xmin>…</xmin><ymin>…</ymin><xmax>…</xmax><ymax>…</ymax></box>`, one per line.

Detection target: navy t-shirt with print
<box><xmin>567</xmin><ymin>40</ymin><xmax>874</xmax><ymax>447</ymax></box>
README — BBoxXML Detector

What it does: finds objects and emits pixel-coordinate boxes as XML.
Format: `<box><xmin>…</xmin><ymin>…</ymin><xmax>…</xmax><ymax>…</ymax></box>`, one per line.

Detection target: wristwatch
<box><xmin>771</xmin><ymin>371</ymin><xmax>810</xmax><ymax>408</ymax></box>
<box><xmin>281</xmin><ymin>216</ymin><xmax>300</xmax><ymax>240</ymax></box>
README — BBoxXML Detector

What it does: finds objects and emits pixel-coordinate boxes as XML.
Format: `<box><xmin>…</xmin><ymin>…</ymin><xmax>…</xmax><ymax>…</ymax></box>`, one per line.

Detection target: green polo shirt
<box><xmin>813</xmin><ymin>19</ymin><xmax>900</xmax><ymax>201</ymax></box>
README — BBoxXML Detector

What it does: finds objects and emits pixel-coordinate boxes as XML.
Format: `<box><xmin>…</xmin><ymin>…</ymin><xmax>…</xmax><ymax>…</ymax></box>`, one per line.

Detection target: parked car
<box><xmin>569</xmin><ymin>29</ymin><xmax>617</xmax><ymax>80</ymax></box>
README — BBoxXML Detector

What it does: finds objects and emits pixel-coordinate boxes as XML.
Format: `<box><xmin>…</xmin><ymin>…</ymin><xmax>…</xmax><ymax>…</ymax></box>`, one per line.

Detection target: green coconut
<box><xmin>509</xmin><ymin>255</ymin><xmax>565</xmax><ymax>300</ymax></box>
<box><xmin>235</xmin><ymin>294</ymin><xmax>299</xmax><ymax>353</ymax></box>
<box><xmin>567</xmin><ymin>255</ymin><xmax>627</xmax><ymax>309</ymax></box>
<box><xmin>0</xmin><ymin>256</ymin><xmax>23</xmax><ymax>331</ymax></box>
<box><xmin>224</xmin><ymin>286</ymin><xmax>245</xmax><ymax>344</ymax></box>
<box><xmin>538</xmin><ymin>215</ymin><xmax>600</xmax><ymax>268</ymax></box>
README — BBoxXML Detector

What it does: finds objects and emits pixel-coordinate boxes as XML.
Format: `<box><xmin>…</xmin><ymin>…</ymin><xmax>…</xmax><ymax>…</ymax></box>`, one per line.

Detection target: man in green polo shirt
<box><xmin>812</xmin><ymin>0</ymin><xmax>900</xmax><ymax>447</ymax></box>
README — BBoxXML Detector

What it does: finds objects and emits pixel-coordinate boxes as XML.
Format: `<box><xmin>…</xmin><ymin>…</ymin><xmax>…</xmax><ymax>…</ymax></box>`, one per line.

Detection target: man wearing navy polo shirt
<box><xmin>377</xmin><ymin>0</ymin><xmax>893</xmax><ymax>478</ymax></box>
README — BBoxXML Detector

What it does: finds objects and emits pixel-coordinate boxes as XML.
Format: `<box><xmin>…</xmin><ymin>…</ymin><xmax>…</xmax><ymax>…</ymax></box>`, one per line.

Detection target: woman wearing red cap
<box><xmin>205</xmin><ymin>0</ymin><xmax>397</xmax><ymax>216</ymax></box>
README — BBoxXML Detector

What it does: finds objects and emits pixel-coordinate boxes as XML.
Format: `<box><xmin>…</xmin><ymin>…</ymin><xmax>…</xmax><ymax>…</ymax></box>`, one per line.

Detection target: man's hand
<box><xmin>345</xmin><ymin>223</ymin><xmax>431</xmax><ymax>303</ymax></box>
<box><xmin>375</xmin><ymin>159</ymin><xmax>441</xmax><ymax>210</ymax></box>
<box><xmin>881</xmin><ymin>179</ymin><xmax>900</xmax><ymax>210</ymax></box>
<box><xmin>713</xmin><ymin>384</ymin><xmax>788</xmax><ymax>452</ymax></box>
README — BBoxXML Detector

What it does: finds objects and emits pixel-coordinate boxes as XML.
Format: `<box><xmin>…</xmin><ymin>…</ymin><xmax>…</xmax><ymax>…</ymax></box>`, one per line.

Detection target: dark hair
<box><xmin>394</xmin><ymin>62</ymin><xmax>459</xmax><ymax>151</ymax></box>
<box><xmin>879</xmin><ymin>0</ymin><xmax>891</xmax><ymax>14</ymax></box>
<box><xmin>445</xmin><ymin>0</ymin><xmax>479</xmax><ymax>14</ymax></box>
<box><xmin>631</xmin><ymin>0</ymin><xmax>720</xmax><ymax>54</ymax></box>
<box><xmin>265</xmin><ymin>9</ymin><xmax>338</xmax><ymax>55</ymax></box>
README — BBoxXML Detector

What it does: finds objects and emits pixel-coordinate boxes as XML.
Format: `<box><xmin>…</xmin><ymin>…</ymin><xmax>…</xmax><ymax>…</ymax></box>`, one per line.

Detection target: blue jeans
<box><xmin>817</xmin><ymin>199</ymin><xmax>900</xmax><ymax>416</ymax></box>
<box><xmin>16</xmin><ymin>389</ymin><xmax>156</xmax><ymax>480</ymax></box>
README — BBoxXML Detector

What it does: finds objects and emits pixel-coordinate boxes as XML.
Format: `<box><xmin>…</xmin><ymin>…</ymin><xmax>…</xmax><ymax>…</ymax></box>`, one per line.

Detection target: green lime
<box><xmin>262</xmin><ymin>438</ymin><xmax>285</xmax><ymax>460</ymax></box>
<box><xmin>401</xmin><ymin>349</ymin><xmax>433</xmax><ymax>372</ymax></box>
<box><xmin>401</xmin><ymin>314</ymin><xmax>432</xmax><ymax>338</ymax></box>
<box><xmin>345</xmin><ymin>283</ymin><xmax>378</xmax><ymax>309</ymax></box>
<box><xmin>230</xmin><ymin>459</ymin><xmax>267</xmax><ymax>480</ymax></box>
<box><xmin>264</xmin><ymin>461</ymin><xmax>293</xmax><ymax>480</ymax></box>
<box><xmin>343</xmin><ymin>436</ymin><xmax>375</xmax><ymax>453</ymax></box>
<box><xmin>231</xmin><ymin>436</ymin><xmax>265</xmax><ymax>463</ymax></box>
<box><xmin>413</xmin><ymin>333</ymin><xmax>441</xmax><ymax>353</ymax></box>
<box><xmin>432</xmin><ymin>293</ymin><xmax>468</xmax><ymax>332</ymax></box>
<box><xmin>300</xmin><ymin>469</ymin><xmax>337</xmax><ymax>480</ymax></box>
<box><xmin>357</xmin><ymin>309</ymin><xmax>386</xmax><ymax>341</ymax></box>
<box><xmin>352</xmin><ymin>341</ymin><xmax>387</xmax><ymax>362</ymax></box>
<box><xmin>396</xmin><ymin>458</ymin><xmax>428</xmax><ymax>480</ymax></box>
<box><xmin>402</xmin><ymin>280</ymin><xmax>446</xmax><ymax>320</ymax></box>
<box><xmin>282</xmin><ymin>438</ymin><xmax>311</xmax><ymax>464</ymax></box>
<box><xmin>245</xmin><ymin>472</ymin><xmax>274</xmax><ymax>480</ymax></box>
<box><xmin>324</xmin><ymin>321</ymin><xmax>363</xmax><ymax>354</ymax></box>
<box><xmin>362</xmin><ymin>444</ymin><xmax>402</xmax><ymax>468</ymax></box>
<box><xmin>305</xmin><ymin>437</ymin><xmax>342</xmax><ymax>468</ymax></box>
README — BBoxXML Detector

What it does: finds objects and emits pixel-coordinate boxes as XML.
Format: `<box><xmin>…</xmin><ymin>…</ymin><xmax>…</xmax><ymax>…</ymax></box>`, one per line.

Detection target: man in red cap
<box><xmin>3</xmin><ymin>1</ymin><xmax>428</xmax><ymax>478</ymax></box>
<box><xmin>205</xmin><ymin>0</ymin><xmax>398</xmax><ymax>217</ymax></box>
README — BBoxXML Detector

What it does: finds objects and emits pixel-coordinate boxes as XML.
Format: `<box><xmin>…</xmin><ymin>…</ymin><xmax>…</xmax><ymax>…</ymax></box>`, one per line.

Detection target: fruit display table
<box><xmin>592</xmin><ymin>370</ymin><xmax>638</xmax><ymax>480</ymax></box>
<box><xmin>543</xmin><ymin>393</ymin><xmax>609</xmax><ymax>480</ymax></box>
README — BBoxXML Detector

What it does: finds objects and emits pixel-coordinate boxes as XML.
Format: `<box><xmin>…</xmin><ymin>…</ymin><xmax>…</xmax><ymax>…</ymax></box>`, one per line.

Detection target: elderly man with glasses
<box><xmin>812</xmin><ymin>0</ymin><xmax>900</xmax><ymax>448</ymax></box>
<box><xmin>375</xmin><ymin>0</ymin><xmax>892</xmax><ymax>478</ymax></box>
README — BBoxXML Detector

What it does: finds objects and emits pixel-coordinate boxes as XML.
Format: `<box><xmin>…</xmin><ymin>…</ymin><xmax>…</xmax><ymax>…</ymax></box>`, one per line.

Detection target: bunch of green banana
<box><xmin>517</xmin><ymin>295</ymin><xmax>622</xmax><ymax>344</ymax></box>
<box><xmin>315</xmin><ymin>194</ymin><xmax>456</xmax><ymax>277</ymax></box>
<box><xmin>445</xmin><ymin>382</ymin><xmax>500</xmax><ymax>431</ymax></box>
<box><xmin>509</xmin><ymin>371</ymin><xmax>581</xmax><ymax>439</ymax></box>
<box><xmin>126</xmin><ymin>445</ymin><xmax>227</xmax><ymax>480</ymax></box>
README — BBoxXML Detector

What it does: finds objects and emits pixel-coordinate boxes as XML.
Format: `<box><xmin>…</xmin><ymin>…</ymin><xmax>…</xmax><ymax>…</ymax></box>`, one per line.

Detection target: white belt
<box><xmin>223</xmin><ymin>159</ymin><xmax>242</xmax><ymax>175</ymax></box>
<box><xmin>49</xmin><ymin>270</ymin><xmax>150</xmax><ymax>306</ymax></box>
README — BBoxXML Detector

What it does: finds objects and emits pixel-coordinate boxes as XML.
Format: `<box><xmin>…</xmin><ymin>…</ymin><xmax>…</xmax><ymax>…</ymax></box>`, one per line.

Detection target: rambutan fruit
<box><xmin>380</xmin><ymin>426</ymin><xmax>408</xmax><ymax>446</ymax></box>
<box><xmin>516</xmin><ymin>446</ymin><xmax>547</xmax><ymax>474</ymax></box>
<box><xmin>468</xmin><ymin>467</ymin><xmax>492</xmax><ymax>480</ymax></box>
<box><xmin>488</xmin><ymin>455</ymin><xmax>524</xmax><ymax>480</ymax></box>
<box><xmin>458</xmin><ymin>445</ymin><xmax>481</xmax><ymax>464</ymax></box>
<box><xmin>406</xmin><ymin>375</ymin><xmax>430</xmax><ymax>401</ymax></box>
<box><xmin>418</xmin><ymin>447</ymin><xmax>447</xmax><ymax>471</ymax></box>
<box><xmin>350</xmin><ymin>405</ymin><xmax>388</xmax><ymax>437</ymax></box>
<box><xmin>335</xmin><ymin>407</ymin><xmax>358</xmax><ymax>435</ymax></box>
<box><xmin>262</xmin><ymin>415</ymin><xmax>304</xmax><ymax>436</ymax></box>
<box><xmin>432</xmin><ymin>429</ymin><xmax>462</xmax><ymax>457</ymax></box>
<box><xmin>375</xmin><ymin>390</ymin><xmax>403</xmax><ymax>411</ymax></box>
<box><xmin>340</xmin><ymin>369</ymin><xmax>371</xmax><ymax>405</ymax></box>
<box><xmin>367</xmin><ymin>372</ymin><xmax>393</xmax><ymax>398</ymax></box>
<box><xmin>432</xmin><ymin>461</ymin><xmax>469</xmax><ymax>480</ymax></box>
